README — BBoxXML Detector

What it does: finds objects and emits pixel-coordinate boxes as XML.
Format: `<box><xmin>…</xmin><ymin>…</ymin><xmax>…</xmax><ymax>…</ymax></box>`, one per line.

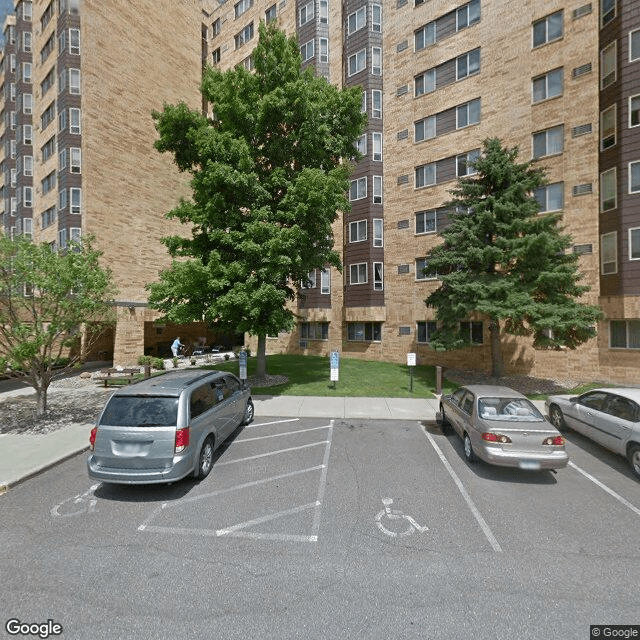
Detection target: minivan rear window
<box><xmin>99</xmin><ymin>396</ymin><xmax>179</xmax><ymax>427</ymax></box>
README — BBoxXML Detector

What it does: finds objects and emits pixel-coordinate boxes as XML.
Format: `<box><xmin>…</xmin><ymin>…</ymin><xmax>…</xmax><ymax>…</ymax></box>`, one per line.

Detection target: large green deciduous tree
<box><xmin>0</xmin><ymin>235</ymin><xmax>117</xmax><ymax>416</ymax></box>
<box><xmin>147</xmin><ymin>23</ymin><xmax>366</xmax><ymax>377</ymax></box>
<box><xmin>425</xmin><ymin>137</ymin><xmax>603</xmax><ymax>377</ymax></box>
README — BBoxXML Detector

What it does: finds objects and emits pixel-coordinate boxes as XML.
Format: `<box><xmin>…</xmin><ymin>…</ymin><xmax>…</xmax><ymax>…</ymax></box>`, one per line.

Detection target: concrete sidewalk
<box><xmin>0</xmin><ymin>393</ymin><xmax>440</xmax><ymax>492</ymax></box>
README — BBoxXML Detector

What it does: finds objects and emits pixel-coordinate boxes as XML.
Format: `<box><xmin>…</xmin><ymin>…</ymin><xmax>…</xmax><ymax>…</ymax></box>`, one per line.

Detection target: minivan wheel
<box><xmin>242</xmin><ymin>399</ymin><xmax>254</xmax><ymax>425</ymax></box>
<box><xmin>628</xmin><ymin>444</ymin><xmax>640</xmax><ymax>480</ymax></box>
<box><xmin>463</xmin><ymin>433</ymin><xmax>477</xmax><ymax>463</ymax></box>
<box><xmin>196</xmin><ymin>436</ymin><xmax>214</xmax><ymax>480</ymax></box>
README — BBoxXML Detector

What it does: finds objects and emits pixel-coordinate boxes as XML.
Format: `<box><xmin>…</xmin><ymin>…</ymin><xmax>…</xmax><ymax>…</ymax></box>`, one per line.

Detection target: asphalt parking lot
<box><xmin>2</xmin><ymin>415</ymin><xmax>640</xmax><ymax>640</ymax></box>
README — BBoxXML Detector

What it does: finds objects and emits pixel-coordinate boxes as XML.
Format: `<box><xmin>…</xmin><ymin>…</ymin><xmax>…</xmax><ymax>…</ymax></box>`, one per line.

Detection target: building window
<box><xmin>235</xmin><ymin>0</ymin><xmax>252</xmax><ymax>18</ymax></box>
<box><xmin>457</xmin><ymin>0</ymin><xmax>480</xmax><ymax>30</ymax></box>
<box><xmin>212</xmin><ymin>17</ymin><xmax>221</xmax><ymax>36</ymax></box>
<box><xmin>415</xmin><ymin>22</ymin><xmax>435</xmax><ymax>51</ymax></box>
<box><xmin>58</xmin><ymin>229</ymin><xmax>67</xmax><ymax>250</ymax></box>
<box><xmin>610</xmin><ymin>320</ymin><xmax>640</xmax><ymax>349</ymax></box>
<box><xmin>23</xmin><ymin>124</ymin><xmax>32</xmax><ymax>145</ymax></box>
<box><xmin>372</xmin><ymin>47</ymin><xmax>382</xmax><ymax>75</ymax></box>
<box><xmin>348</xmin><ymin>49</ymin><xmax>366</xmax><ymax>76</ymax></box>
<box><xmin>373</xmin><ymin>219</ymin><xmax>383</xmax><ymax>247</ymax></box>
<box><xmin>372</xmin><ymin>132</ymin><xmax>382</xmax><ymax>161</ymax></box>
<box><xmin>415</xmin><ymin>69</ymin><xmax>435</xmax><ymax>97</ymax></box>
<box><xmin>601</xmin><ymin>41</ymin><xmax>616</xmax><ymax>89</ymax></box>
<box><xmin>350</xmin><ymin>263</ymin><xmax>368</xmax><ymax>285</ymax></box>
<box><xmin>320</xmin><ymin>38</ymin><xmax>328</xmax><ymax>63</ymax></box>
<box><xmin>212</xmin><ymin>48</ymin><xmax>221</xmax><ymax>64</ymax></box>
<box><xmin>301</xmin><ymin>270</ymin><xmax>317</xmax><ymax>288</ymax></box>
<box><xmin>534</xmin><ymin>182</ymin><xmax>564</xmax><ymax>212</ymax></box>
<box><xmin>372</xmin><ymin>4</ymin><xmax>381</xmax><ymax>31</ymax></box>
<box><xmin>600</xmin><ymin>168</ymin><xmax>617</xmax><ymax>211</ymax></box>
<box><xmin>69</xmin><ymin>108</ymin><xmax>81</xmax><ymax>134</ymax></box>
<box><xmin>69</xmin><ymin>68</ymin><xmax>81</xmax><ymax>94</ymax></box>
<box><xmin>41</xmin><ymin>1</ymin><xmax>54</xmax><ymax>29</ymax></box>
<box><xmin>349</xmin><ymin>177</ymin><xmax>367</xmax><ymax>201</ymax></box>
<box><xmin>601</xmin><ymin>0</ymin><xmax>615</xmax><ymax>27</ymax></box>
<box><xmin>533</xmin><ymin>125</ymin><xmax>564</xmax><ymax>158</ymax></box>
<box><xmin>70</xmin><ymin>187</ymin><xmax>81</xmax><ymax>214</ymax></box>
<box><xmin>320</xmin><ymin>268</ymin><xmax>330</xmax><ymax>294</ymax></box>
<box><xmin>22</xmin><ymin>62</ymin><xmax>32</xmax><ymax>84</ymax></box>
<box><xmin>600</xmin><ymin>105</ymin><xmax>616</xmax><ymax>149</ymax></box>
<box><xmin>23</xmin><ymin>31</ymin><xmax>32</xmax><ymax>53</ymax></box>
<box><xmin>349</xmin><ymin>219</ymin><xmax>367</xmax><ymax>243</ymax></box>
<box><xmin>23</xmin><ymin>1</ymin><xmax>32</xmax><ymax>20</ymax></box>
<box><xmin>59</xmin><ymin>189</ymin><xmax>67</xmax><ymax>210</ymax></box>
<box><xmin>59</xmin><ymin>148</ymin><xmax>67</xmax><ymax>171</ymax></box>
<box><xmin>347</xmin><ymin>322</ymin><xmax>381</xmax><ymax>342</ymax></box>
<box><xmin>456</xmin><ymin>49</ymin><xmax>480</xmax><ymax>80</ymax></box>
<box><xmin>532</xmin><ymin>68</ymin><xmax>563</xmax><ymax>102</ymax></box>
<box><xmin>22</xmin><ymin>93</ymin><xmax>32</xmax><ymax>115</ymax></box>
<box><xmin>456</xmin><ymin>98</ymin><xmax>480</xmax><ymax>129</ymax></box>
<box><xmin>59</xmin><ymin>30</ymin><xmax>66</xmax><ymax>52</ymax></box>
<box><xmin>417</xmin><ymin>321</ymin><xmax>437</xmax><ymax>343</ymax></box>
<box><xmin>630</xmin><ymin>95</ymin><xmax>640</xmax><ymax>128</ymax></box>
<box><xmin>41</xmin><ymin>67</ymin><xmax>55</xmax><ymax>95</ymax></box>
<box><xmin>629</xmin><ymin>228</ymin><xmax>640</xmax><ymax>261</ymax></box>
<box><xmin>299</xmin><ymin>1</ymin><xmax>314</xmax><ymax>26</ymax></box>
<box><xmin>41</xmin><ymin>171</ymin><xmax>56</xmax><ymax>195</ymax></box>
<box><xmin>23</xmin><ymin>155</ymin><xmax>33</xmax><ymax>176</ymax></box>
<box><xmin>59</xmin><ymin>69</ymin><xmax>67</xmax><ymax>93</ymax></box>
<box><xmin>631</xmin><ymin>29</ymin><xmax>640</xmax><ymax>62</ymax></box>
<box><xmin>42</xmin><ymin>136</ymin><xmax>55</xmax><ymax>162</ymax></box>
<box><xmin>533</xmin><ymin>10</ymin><xmax>563</xmax><ymax>47</ymax></box>
<box><xmin>300</xmin><ymin>322</ymin><xmax>329</xmax><ymax>341</ymax></box>
<box><xmin>457</xmin><ymin>149</ymin><xmax>481</xmax><ymax>177</ymax></box>
<box><xmin>300</xmin><ymin>40</ymin><xmax>314</xmax><ymax>62</ymax></box>
<box><xmin>41</xmin><ymin>205</ymin><xmax>56</xmax><ymax>229</ymax></box>
<box><xmin>416</xmin><ymin>210</ymin><xmax>436</xmax><ymax>234</ymax></box>
<box><xmin>373</xmin><ymin>262</ymin><xmax>383</xmax><ymax>290</ymax></box>
<box><xmin>69</xmin><ymin>28</ymin><xmax>80</xmax><ymax>54</ymax></box>
<box><xmin>415</xmin><ymin>163</ymin><xmax>436</xmax><ymax>188</ymax></box>
<box><xmin>373</xmin><ymin>175</ymin><xmax>382</xmax><ymax>204</ymax></box>
<box><xmin>460</xmin><ymin>321</ymin><xmax>484</xmax><ymax>344</ymax></box>
<box><xmin>372</xmin><ymin>90</ymin><xmax>382</xmax><ymax>118</ymax></box>
<box><xmin>415</xmin><ymin>115</ymin><xmax>436</xmax><ymax>142</ymax></box>
<box><xmin>416</xmin><ymin>257</ymin><xmax>437</xmax><ymax>281</ymax></box>
<box><xmin>601</xmin><ymin>232</ymin><xmax>618</xmax><ymax>275</ymax></box>
<box><xmin>320</xmin><ymin>0</ymin><xmax>328</xmax><ymax>23</ymax></box>
<box><xmin>23</xmin><ymin>187</ymin><xmax>32</xmax><ymax>208</ymax></box>
<box><xmin>70</xmin><ymin>147</ymin><xmax>81</xmax><ymax>173</ymax></box>
<box><xmin>629</xmin><ymin>161</ymin><xmax>640</xmax><ymax>194</ymax></box>
<box><xmin>348</xmin><ymin>6</ymin><xmax>365</xmax><ymax>34</ymax></box>
<box><xmin>355</xmin><ymin>134</ymin><xmax>366</xmax><ymax>156</ymax></box>
<box><xmin>234</xmin><ymin>22</ymin><xmax>253</xmax><ymax>48</ymax></box>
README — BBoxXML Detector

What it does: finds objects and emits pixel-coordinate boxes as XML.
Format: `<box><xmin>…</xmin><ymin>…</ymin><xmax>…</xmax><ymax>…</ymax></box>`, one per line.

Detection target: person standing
<box><xmin>171</xmin><ymin>337</ymin><xmax>183</xmax><ymax>358</ymax></box>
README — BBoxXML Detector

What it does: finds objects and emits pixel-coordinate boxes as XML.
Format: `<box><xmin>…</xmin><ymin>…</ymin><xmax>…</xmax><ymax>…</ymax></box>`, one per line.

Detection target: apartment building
<box><xmin>0</xmin><ymin>0</ymin><xmax>639</xmax><ymax>383</ymax></box>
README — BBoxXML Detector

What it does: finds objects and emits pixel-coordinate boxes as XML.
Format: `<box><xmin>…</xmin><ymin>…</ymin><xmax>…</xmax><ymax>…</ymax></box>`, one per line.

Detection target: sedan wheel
<box><xmin>628</xmin><ymin>444</ymin><xmax>640</xmax><ymax>480</ymax></box>
<box><xmin>242</xmin><ymin>399</ymin><xmax>254</xmax><ymax>425</ymax></box>
<box><xmin>196</xmin><ymin>436</ymin><xmax>214</xmax><ymax>480</ymax></box>
<box><xmin>463</xmin><ymin>433</ymin><xmax>477</xmax><ymax>463</ymax></box>
<box><xmin>549</xmin><ymin>405</ymin><xmax>566</xmax><ymax>431</ymax></box>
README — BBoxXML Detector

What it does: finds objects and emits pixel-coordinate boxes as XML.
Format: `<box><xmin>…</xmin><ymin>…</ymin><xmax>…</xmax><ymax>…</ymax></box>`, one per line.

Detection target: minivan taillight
<box><xmin>89</xmin><ymin>426</ymin><xmax>98</xmax><ymax>451</ymax></box>
<box><xmin>175</xmin><ymin>427</ymin><xmax>190</xmax><ymax>453</ymax></box>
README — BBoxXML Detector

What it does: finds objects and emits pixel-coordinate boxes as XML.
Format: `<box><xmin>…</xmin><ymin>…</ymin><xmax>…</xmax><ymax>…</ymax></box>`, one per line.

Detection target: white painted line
<box><xmin>312</xmin><ymin>420</ymin><xmax>334</xmax><ymax>537</ymax></box>
<box><xmin>141</xmin><ymin>526</ymin><xmax>317</xmax><ymax>542</ymax></box>
<box><xmin>423</xmin><ymin>430</ymin><xmax>503</xmax><ymax>553</ymax></box>
<box><xmin>244</xmin><ymin>419</ymin><xmax>301</xmax><ymax>428</ymax></box>
<box><xmin>569</xmin><ymin>461</ymin><xmax>640</xmax><ymax>517</ymax></box>
<box><xmin>216</xmin><ymin>440</ymin><xmax>329</xmax><ymax>466</ymax></box>
<box><xmin>236</xmin><ymin>425</ymin><xmax>332</xmax><ymax>443</ymax></box>
<box><xmin>217</xmin><ymin>501</ymin><xmax>320</xmax><ymax>536</ymax></box>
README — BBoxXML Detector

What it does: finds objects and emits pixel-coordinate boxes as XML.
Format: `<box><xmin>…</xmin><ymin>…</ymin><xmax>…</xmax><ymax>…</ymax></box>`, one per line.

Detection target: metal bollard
<box><xmin>436</xmin><ymin>365</ymin><xmax>442</xmax><ymax>395</ymax></box>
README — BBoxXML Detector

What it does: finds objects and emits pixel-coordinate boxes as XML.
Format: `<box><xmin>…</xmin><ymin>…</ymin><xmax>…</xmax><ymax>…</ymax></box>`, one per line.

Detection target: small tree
<box><xmin>425</xmin><ymin>137</ymin><xmax>603</xmax><ymax>377</ymax></box>
<box><xmin>0</xmin><ymin>235</ymin><xmax>117</xmax><ymax>416</ymax></box>
<box><xmin>147</xmin><ymin>23</ymin><xmax>366</xmax><ymax>378</ymax></box>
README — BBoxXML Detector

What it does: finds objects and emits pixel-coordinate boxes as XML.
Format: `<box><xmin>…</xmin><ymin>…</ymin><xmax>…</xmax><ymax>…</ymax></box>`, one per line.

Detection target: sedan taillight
<box><xmin>89</xmin><ymin>426</ymin><xmax>98</xmax><ymax>451</ymax></box>
<box><xmin>175</xmin><ymin>427</ymin><xmax>190</xmax><ymax>453</ymax></box>
<box><xmin>481</xmin><ymin>432</ymin><xmax>512</xmax><ymax>443</ymax></box>
<box><xmin>542</xmin><ymin>436</ymin><xmax>565</xmax><ymax>446</ymax></box>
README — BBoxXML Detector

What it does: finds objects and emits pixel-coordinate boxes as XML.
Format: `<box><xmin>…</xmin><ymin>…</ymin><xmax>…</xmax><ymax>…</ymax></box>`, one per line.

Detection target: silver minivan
<box><xmin>87</xmin><ymin>370</ymin><xmax>253</xmax><ymax>484</ymax></box>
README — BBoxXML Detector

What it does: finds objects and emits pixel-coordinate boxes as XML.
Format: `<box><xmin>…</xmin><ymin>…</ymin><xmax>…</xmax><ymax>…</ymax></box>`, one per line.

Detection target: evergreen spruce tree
<box><xmin>147</xmin><ymin>23</ymin><xmax>365</xmax><ymax>378</ymax></box>
<box><xmin>425</xmin><ymin>137</ymin><xmax>602</xmax><ymax>377</ymax></box>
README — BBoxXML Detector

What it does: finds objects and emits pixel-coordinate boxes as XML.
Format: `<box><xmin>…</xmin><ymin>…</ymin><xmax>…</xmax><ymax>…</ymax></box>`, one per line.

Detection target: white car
<box><xmin>546</xmin><ymin>388</ymin><xmax>640</xmax><ymax>480</ymax></box>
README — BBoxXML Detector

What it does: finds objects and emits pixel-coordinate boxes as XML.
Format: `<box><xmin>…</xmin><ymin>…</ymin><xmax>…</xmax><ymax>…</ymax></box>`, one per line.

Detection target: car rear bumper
<box><xmin>477</xmin><ymin>446</ymin><xmax>569</xmax><ymax>470</ymax></box>
<box><xmin>87</xmin><ymin>454</ymin><xmax>194</xmax><ymax>484</ymax></box>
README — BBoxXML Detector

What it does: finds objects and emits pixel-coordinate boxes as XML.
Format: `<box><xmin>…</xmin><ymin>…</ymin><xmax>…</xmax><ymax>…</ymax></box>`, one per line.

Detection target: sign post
<box><xmin>239</xmin><ymin>350</ymin><xmax>248</xmax><ymax>383</ymax></box>
<box><xmin>407</xmin><ymin>352</ymin><xmax>416</xmax><ymax>393</ymax></box>
<box><xmin>329</xmin><ymin>351</ymin><xmax>340</xmax><ymax>389</ymax></box>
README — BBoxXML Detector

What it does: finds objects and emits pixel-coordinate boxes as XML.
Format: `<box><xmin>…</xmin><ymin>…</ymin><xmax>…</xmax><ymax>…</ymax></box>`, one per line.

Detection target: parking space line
<box><xmin>423</xmin><ymin>429</ymin><xmax>503</xmax><ymax>553</ymax></box>
<box><xmin>568</xmin><ymin>461</ymin><xmax>640</xmax><ymax>517</ymax></box>
<box><xmin>245</xmin><ymin>419</ymin><xmax>301</xmax><ymax>428</ymax></box>
<box><xmin>236</xmin><ymin>425</ymin><xmax>332</xmax><ymax>443</ymax></box>
<box><xmin>312</xmin><ymin>420</ymin><xmax>334</xmax><ymax>537</ymax></box>
<box><xmin>216</xmin><ymin>441</ymin><xmax>329</xmax><ymax>466</ymax></box>
<box><xmin>217</xmin><ymin>501</ymin><xmax>320</xmax><ymax>536</ymax></box>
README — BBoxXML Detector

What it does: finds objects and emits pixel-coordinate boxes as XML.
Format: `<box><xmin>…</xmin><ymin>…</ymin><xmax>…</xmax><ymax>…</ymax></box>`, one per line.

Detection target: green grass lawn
<box><xmin>202</xmin><ymin>354</ymin><xmax>458</xmax><ymax>398</ymax></box>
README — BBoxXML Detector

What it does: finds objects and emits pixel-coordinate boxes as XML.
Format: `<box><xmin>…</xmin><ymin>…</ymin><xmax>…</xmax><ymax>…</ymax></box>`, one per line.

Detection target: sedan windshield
<box><xmin>100</xmin><ymin>396</ymin><xmax>179</xmax><ymax>427</ymax></box>
<box><xmin>478</xmin><ymin>397</ymin><xmax>544</xmax><ymax>422</ymax></box>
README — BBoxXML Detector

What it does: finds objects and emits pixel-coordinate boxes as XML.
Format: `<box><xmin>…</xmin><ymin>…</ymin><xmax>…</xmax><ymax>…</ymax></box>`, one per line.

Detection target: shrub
<box><xmin>152</xmin><ymin>357</ymin><xmax>165</xmax><ymax>370</ymax></box>
<box><xmin>137</xmin><ymin>355</ymin><xmax>153</xmax><ymax>366</ymax></box>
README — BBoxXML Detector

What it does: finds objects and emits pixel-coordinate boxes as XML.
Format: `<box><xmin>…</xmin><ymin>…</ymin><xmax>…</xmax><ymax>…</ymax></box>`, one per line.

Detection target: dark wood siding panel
<box><xmin>436</xmin><ymin>58</ymin><xmax>456</xmax><ymax>89</ymax></box>
<box><xmin>436</xmin><ymin>11</ymin><xmax>456</xmax><ymax>41</ymax></box>
<box><xmin>436</xmin><ymin>156</ymin><xmax>456</xmax><ymax>184</ymax></box>
<box><xmin>436</xmin><ymin>106</ymin><xmax>456</xmax><ymax>136</ymax></box>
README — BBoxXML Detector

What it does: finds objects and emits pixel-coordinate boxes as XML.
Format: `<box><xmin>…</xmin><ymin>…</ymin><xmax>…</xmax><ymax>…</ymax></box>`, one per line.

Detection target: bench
<box><xmin>94</xmin><ymin>368</ymin><xmax>140</xmax><ymax>387</ymax></box>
